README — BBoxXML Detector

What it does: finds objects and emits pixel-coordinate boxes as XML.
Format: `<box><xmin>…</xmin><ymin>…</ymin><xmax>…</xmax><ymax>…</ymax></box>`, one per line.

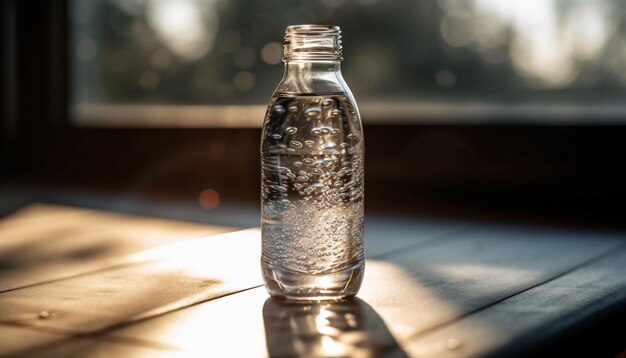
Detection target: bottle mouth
<box><xmin>284</xmin><ymin>24</ymin><xmax>342</xmax><ymax>61</ymax></box>
<box><xmin>286</xmin><ymin>24</ymin><xmax>341</xmax><ymax>35</ymax></box>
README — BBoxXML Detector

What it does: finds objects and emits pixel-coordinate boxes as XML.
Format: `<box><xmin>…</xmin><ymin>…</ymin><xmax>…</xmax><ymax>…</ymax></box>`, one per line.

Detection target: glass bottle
<box><xmin>261</xmin><ymin>25</ymin><xmax>365</xmax><ymax>301</ymax></box>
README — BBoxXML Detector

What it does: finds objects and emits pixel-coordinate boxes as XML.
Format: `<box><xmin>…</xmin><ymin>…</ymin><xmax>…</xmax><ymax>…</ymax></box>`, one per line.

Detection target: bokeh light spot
<box><xmin>261</xmin><ymin>42</ymin><xmax>283</xmax><ymax>65</ymax></box>
<box><xmin>440</xmin><ymin>14</ymin><xmax>474</xmax><ymax>47</ymax></box>
<box><xmin>199</xmin><ymin>188</ymin><xmax>220</xmax><ymax>209</ymax></box>
<box><xmin>139</xmin><ymin>70</ymin><xmax>160</xmax><ymax>90</ymax></box>
<box><xmin>233</xmin><ymin>71</ymin><xmax>256</xmax><ymax>92</ymax></box>
<box><xmin>150</xmin><ymin>50</ymin><xmax>172</xmax><ymax>70</ymax></box>
<box><xmin>146</xmin><ymin>0</ymin><xmax>216</xmax><ymax>61</ymax></box>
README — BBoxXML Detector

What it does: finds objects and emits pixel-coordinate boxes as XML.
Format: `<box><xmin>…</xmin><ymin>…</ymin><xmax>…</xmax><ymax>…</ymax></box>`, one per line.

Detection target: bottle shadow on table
<box><xmin>263</xmin><ymin>297</ymin><xmax>407</xmax><ymax>358</ymax></box>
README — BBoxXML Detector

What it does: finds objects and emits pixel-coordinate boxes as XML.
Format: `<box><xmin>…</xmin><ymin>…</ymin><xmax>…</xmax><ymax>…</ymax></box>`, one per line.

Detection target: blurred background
<box><xmin>1</xmin><ymin>0</ymin><xmax>626</xmax><ymax>226</ymax></box>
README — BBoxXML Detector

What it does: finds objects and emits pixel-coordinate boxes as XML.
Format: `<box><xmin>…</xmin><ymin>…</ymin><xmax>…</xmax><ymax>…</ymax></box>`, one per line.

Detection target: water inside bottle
<box><xmin>261</xmin><ymin>93</ymin><xmax>364</xmax><ymax>300</ymax></box>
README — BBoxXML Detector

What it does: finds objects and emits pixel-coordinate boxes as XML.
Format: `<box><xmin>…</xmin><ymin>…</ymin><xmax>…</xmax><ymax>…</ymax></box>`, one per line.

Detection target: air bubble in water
<box><xmin>272</xmin><ymin>105</ymin><xmax>285</xmax><ymax>114</ymax></box>
<box><xmin>285</xmin><ymin>127</ymin><xmax>298</xmax><ymax>135</ymax></box>
<box><xmin>304</xmin><ymin>183</ymin><xmax>325</xmax><ymax>194</ymax></box>
<box><xmin>261</xmin><ymin>94</ymin><xmax>364</xmax><ymax>283</ymax></box>
<box><xmin>304</xmin><ymin>107</ymin><xmax>321</xmax><ymax>119</ymax></box>
<box><xmin>347</xmin><ymin>133</ymin><xmax>358</xmax><ymax>140</ymax></box>
<box><xmin>271</xmin><ymin>185</ymin><xmax>288</xmax><ymax>193</ymax></box>
<box><xmin>271</xmin><ymin>134</ymin><xmax>282</xmax><ymax>140</ymax></box>
<box><xmin>311</xmin><ymin>127</ymin><xmax>322</xmax><ymax>136</ymax></box>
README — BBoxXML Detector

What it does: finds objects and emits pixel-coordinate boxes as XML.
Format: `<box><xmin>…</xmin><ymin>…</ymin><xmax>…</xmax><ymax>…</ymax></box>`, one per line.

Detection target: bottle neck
<box><xmin>276</xmin><ymin>60</ymin><xmax>346</xmax><ymax>94</ymax></box>
<box><xmin>274</xmin><ymin>25</ymin><xmax>346</xmax><ymax>94</ymax></box>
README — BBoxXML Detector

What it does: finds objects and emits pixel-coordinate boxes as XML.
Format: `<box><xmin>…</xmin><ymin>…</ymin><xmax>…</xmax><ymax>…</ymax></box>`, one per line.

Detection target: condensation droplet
<box><xmin>285</xmin><ymin>126</ymin><xmax>298</xmax><ymax>135</ymax></box>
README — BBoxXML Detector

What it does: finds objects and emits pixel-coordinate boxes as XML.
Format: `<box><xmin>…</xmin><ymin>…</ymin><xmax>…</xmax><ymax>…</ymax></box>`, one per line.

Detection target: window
<box><xmin>70</xmin><ymin>0</ymin><xmax>626</xmax><ymax>127</ymax></box>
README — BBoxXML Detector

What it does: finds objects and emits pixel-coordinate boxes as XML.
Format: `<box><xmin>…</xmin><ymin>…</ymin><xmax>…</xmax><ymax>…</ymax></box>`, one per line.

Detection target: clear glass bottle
<box><xmin>261</xmin><ymin>25</ymin><xmax>364</xmax><ymax>301</ymax></box>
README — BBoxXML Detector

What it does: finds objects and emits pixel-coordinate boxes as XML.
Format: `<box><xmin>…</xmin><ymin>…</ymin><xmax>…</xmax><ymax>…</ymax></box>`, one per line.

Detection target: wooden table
<box><xmin>1</xmin><ymin>204</ymin><xmax>625</xmax><ymax>357</ymax></box>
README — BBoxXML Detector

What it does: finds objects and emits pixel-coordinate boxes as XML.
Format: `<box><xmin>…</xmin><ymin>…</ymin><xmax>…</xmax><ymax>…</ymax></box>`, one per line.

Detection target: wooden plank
<box><xmin>0</xmin><ymin>229</ymin><xmax>261</xmax><ymax>333</ymax></box>
<box><xmin>80</xmin><ymin>225</ymin><xmax>622</xmax><ymax>357</ymax></box>
<box><xmin>39</xmin><ymin>288</ymin><xmax>407</xmax><ymax>358</ymax></box>
<box><xmin>86</xmin><ymin>288</ymin><xmax>268</xmax><ymax>358</ymax></box>
<box><xmin>0</xmin><ymin>204</ymin><xmax>235</xmax><ymax>292</ymax></box>
<box><xmin>0</xmin><ymin>214</ymin><xmax>462</xmax><ymax>353</ymax></box>
<box><xmin>357</xmin><ymin>226</ymin><xmax>623</xmax><ymax>343</ymax></box>
<box><xmin>0</xmin><ymin>324</ymin><xmax>68</xmax><ymax>357</ymax></box>
<box><xmin>404</xmin><ymin>246</ymin><xmax>626</xmax><ymax>358</ymax></box>
<box><xmin>364</xmin><ymin>216</ymin><xmax>466</xmax><ymax>258</ymax></box>
<box><xmin>20</xmin><ymin>337</ymin><xmax>178</xmax><ymax>358</ymax></box>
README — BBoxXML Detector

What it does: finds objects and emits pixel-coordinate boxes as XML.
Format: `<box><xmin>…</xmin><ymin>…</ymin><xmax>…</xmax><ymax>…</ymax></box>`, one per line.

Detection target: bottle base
<box><xmin>262</xmin><ymin>260</ymin><xmax>365</xmax><ymax>301</ymax></box>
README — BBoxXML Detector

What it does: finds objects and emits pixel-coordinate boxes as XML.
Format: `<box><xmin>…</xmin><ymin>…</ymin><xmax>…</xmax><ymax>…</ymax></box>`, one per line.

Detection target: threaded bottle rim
<box><xmin>283</xmin><ymin>24</ymin><xmax>342</xmax><ymax>61</ymax></box>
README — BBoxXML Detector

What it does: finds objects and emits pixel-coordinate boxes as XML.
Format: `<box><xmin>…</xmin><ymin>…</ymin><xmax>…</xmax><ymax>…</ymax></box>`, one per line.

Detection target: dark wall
<box><xmin>15</xmin><ymin>125</ymin><xmax>626</xmax><ymax>225</ymax></box>
<box><xmin>1</xmin><ymin>0</ymin><xmax>68</xmax><ymax>176</ymax></box>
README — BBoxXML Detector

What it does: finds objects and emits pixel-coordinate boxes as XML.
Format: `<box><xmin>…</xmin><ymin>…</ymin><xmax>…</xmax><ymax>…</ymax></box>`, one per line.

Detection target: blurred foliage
<box><xmin>71</xmin><ymin>0</ymin><xmax>626</xmax><ymax>105</ymax></box>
